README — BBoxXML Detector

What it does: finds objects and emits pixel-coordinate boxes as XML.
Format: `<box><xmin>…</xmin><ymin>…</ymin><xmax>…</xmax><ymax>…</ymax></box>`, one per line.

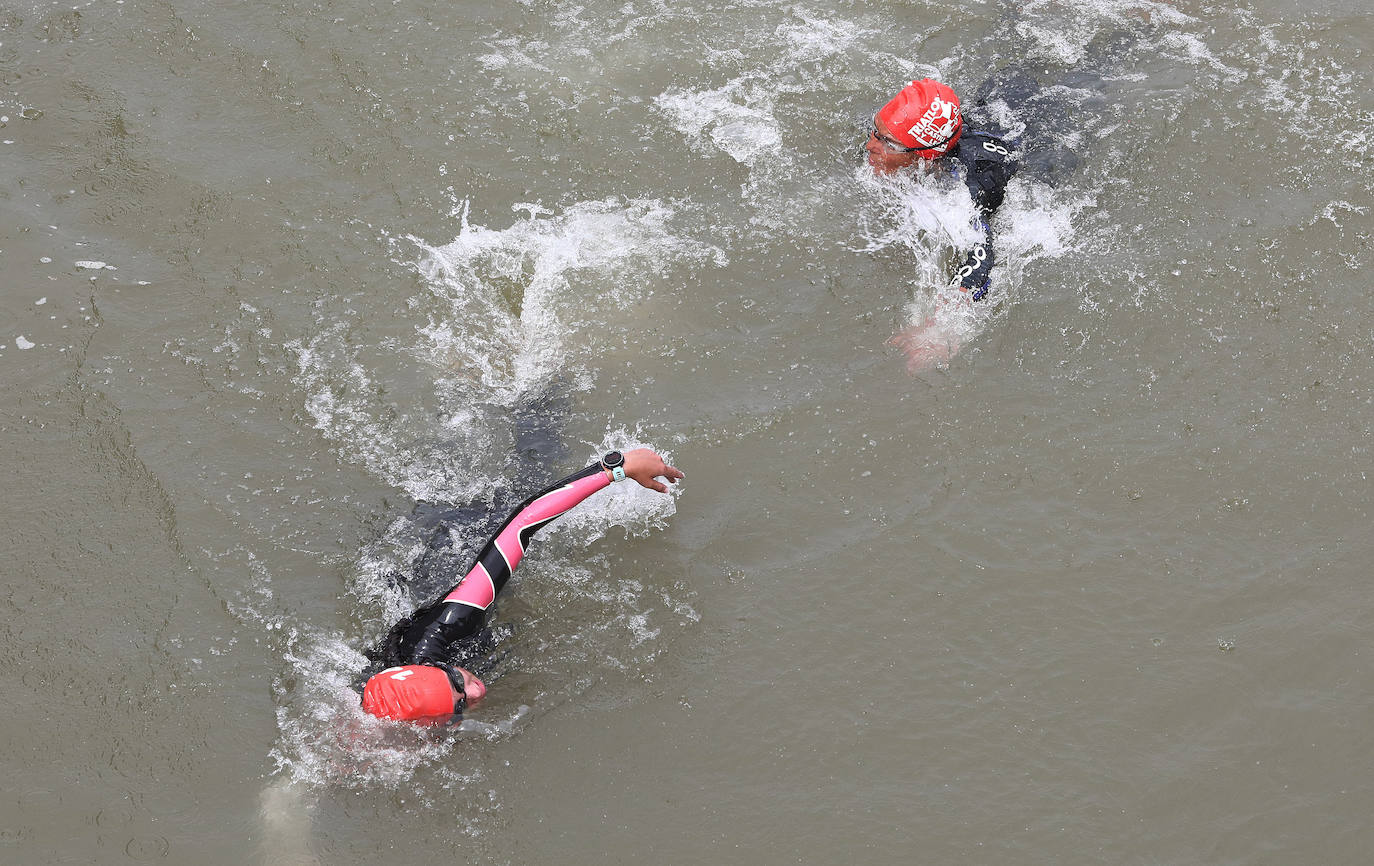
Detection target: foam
<box><xmin>286</xmin><ymin>196</ymin><xmax>719</xmax><ymax>501</ymax></box>
<box><xmin>652</xmin><ymin>8</ymin><xmax>875</xmax><ymax>228</ymax></box>
<box><xmin>289</xmin><ymin>329</ymin><xmax>489</xmax><ymax>502</ymax></box>
<box><xmin>269</xmin><ymin>631</ymin><xmax>480</xmax><ymax>788</ymax></box>
<box><xmin>775</xmin><ymin>10</ymin><xmax>867</xmax><ymax>63</ymax></box>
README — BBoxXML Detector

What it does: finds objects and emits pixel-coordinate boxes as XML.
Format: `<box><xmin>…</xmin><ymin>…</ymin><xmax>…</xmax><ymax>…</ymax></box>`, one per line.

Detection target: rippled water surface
<box><xmin>2</xmin><ymin>0</ymin><xmax>1372</xmax><ymax>862</ymax></box>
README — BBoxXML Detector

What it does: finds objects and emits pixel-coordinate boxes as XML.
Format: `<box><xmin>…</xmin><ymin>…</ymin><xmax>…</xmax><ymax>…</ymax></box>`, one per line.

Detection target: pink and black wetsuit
<box><xmin>381</xmin><ymin>462</ymin><xmax>612</xmax><ymax>669</ymax></box>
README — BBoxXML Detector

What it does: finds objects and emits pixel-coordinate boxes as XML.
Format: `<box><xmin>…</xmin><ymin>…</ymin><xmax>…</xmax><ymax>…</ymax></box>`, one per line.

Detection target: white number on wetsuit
<box><xmin>955</xmin><ymin>244</ymin><xmax>988</xmax><ymax>281</ymax></box>
<box><xmin>982</xmin><ymin>140</ymin><xmax>1010</xmax><ymax>157</ymax></box>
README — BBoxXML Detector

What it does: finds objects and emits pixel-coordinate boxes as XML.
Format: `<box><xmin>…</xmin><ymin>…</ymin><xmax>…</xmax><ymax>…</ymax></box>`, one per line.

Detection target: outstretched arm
<box><xmin>889</xmin><ymin>133</ymin><xmax>1017</xmax><ymax>372</ymax></box>
<box><xmin>888</xmin><ymin>219</ymin><xmax>993</xmax><ymax>372</ymax></box>
<box><xmin>954</xmin><ymin>133</ymin><xmax>1016</xmax><ymax>302</ymax></box>
<box><xmin>442</xmin><ymin>448</ymin><xmax>682</xmax><ymax>611</ymax></box>
<box><xmin>393</xmin><ymin>449</ymin><xmax>682</xmax><ymax>667</ymax></box>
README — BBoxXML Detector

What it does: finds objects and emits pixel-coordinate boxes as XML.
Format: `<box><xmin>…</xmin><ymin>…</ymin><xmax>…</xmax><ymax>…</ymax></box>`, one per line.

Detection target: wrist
<box><xmin>600</xmin><ymin>450</ymin><xmax>626</xmax><ymax>482</ymax></box>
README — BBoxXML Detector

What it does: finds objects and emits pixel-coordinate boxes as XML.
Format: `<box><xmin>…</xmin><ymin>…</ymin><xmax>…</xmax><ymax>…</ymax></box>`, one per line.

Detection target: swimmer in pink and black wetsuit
<box><xmin>361</xmin><ymin>448</ymin><xmax>683</xmax><ymax>724</ymax></box>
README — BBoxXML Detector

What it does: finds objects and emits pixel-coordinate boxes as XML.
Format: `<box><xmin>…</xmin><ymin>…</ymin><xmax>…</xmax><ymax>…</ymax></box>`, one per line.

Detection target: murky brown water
<box><xmin>2</xmin><ymin>0</ymin><xmax>1372</xmax><ymax>862</ymax></box>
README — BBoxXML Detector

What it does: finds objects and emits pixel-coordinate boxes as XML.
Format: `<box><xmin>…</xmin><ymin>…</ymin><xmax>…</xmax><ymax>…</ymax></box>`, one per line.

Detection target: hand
<box><xmin>888</xmin><ymin>317</ymin><xmax>961</xmax><ymax>373</ymax></box>
<box><xmin>622</xmin><ymin>448</ymin><xmax>684</xmax><ymax>493</ymax></box>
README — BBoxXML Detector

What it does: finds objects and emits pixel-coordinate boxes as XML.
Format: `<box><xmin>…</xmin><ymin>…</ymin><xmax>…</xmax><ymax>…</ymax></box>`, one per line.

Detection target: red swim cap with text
<box><xmin>362</xmin><ymin>665</ymin><xmax>458</xmax><ymax>722</ymax></box>
<box><xmin>875</xmin><ymin>78</ymin><xmax>964</xmax><ymax>158</ymax></box>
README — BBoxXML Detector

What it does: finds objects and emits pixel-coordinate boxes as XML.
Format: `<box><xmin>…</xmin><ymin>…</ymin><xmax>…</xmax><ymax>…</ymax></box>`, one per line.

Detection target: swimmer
<box><xmin>360</xmin><ymin>448</ymin><xmax>683</xmax><ymax>724</ymax></box>
<box><xmin>864</xmin><ymin>79</ymin><xmax>1017</xmax><ymax>370</ymax></box>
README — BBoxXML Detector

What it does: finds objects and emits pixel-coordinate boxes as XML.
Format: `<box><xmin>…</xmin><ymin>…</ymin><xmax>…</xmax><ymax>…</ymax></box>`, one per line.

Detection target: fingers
<box><xmin>630</xmin><ymin>471</ymin><xmax>668</xmax><ymax>493</ymax></box>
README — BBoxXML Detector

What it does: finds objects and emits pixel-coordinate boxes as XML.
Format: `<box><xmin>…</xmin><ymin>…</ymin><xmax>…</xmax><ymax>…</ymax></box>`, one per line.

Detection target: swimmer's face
<box><xmin>455</xmin><ymin>665</ymin><xmax>487</xmax><ymax>706</ymax></box>
<box><xmin>865</xmin><ymin>115</ymin><xmax>921</xmax><ymax>175</ymax></box>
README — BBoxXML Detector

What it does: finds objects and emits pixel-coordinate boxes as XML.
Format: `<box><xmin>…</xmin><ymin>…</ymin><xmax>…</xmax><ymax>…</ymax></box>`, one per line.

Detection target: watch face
<box><xmin>603</xmin><ymin>450</ymin><xmax>624</xmax><ymax>468</ymax></box>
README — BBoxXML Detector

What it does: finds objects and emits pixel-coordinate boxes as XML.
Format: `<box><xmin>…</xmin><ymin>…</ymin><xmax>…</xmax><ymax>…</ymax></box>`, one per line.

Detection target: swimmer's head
<box><xmin>866</xmin><ymin>78</ymin><xmax>964</xmax><ymax>172</ymax></box>
<box><xmin>361</xmin><ymin>663</ymin><xmax>485</xmax><ymax>724</ymax></box>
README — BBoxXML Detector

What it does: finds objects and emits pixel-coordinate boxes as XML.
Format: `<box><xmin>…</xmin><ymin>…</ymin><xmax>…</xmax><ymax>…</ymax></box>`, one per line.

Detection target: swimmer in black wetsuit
<box><xmin>864</xmin><ymin>78</ymin><xmax>1019</xmax><ymax>370</ymax></box>
<box><xmin>866</xmin><ymin>78</ymin><xmax>1017</xmax><ymax>302</ymax></box>
<box><xmin>361</xmin><ymin>448</ymin><xmax>683</xmax><ymax>724</ymax></box>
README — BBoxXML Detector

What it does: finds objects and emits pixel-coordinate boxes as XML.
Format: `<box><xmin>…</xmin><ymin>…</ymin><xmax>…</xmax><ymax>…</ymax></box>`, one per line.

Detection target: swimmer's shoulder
<box><xmin>956</xmin><ymin>128</ymin><xmax>1016</xmax><ymax>164</ymax></box>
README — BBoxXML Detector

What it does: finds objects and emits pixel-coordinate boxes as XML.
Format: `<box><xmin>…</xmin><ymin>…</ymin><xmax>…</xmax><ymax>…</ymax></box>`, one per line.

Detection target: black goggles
<box><xmin>439</xmin><ymin>664</ymin><xmax>468</xmax><ymax>713</ymax></box>
<box><xmin>871</xmin><ymin>119</ymin><xmax>961</xmax><ymax>155</ymax></box>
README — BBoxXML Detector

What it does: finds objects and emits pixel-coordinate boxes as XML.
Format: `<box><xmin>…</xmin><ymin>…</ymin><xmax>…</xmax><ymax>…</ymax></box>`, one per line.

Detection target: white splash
<box><xmin>264</xmin><ymin>431</ymin><xmax>690</xmax><ymax>790</ymax></box>
<box><xmin>654</xmin><ymin>8</ymin><xmax>872</xmax><ymax>176</ymax></box>
<box><xmin>407</xmin><ymin>197</ymin><xmax>719</xmax><ymax>400</ymax></box>
<box><xmin>775</xmin><ymin>9</ymin><xmax>867</xmax><ymax>64</ymax></box>
<box><xmin>1013</xmin><ymin>0</ymin><xmax>1195</xmax><ymax>64</ymax></box>
<box><xmin>856</xmin><ymin>160</ymin><xmax>1083</xmax><ymax>368</ymax></box>
<box><xmin>545</xmin><ymin>432</ymin><xmax>682</xmax><ymax>547</ymax></box>
<box><xmin>656</xmin><ymin>86</ymin><xmax>781</xmax><ymax>165</ymax></box>
<box><xmin>288</xmin><ymin>326</ymin><xmax>494</xmax><ymax>502</ymax></box>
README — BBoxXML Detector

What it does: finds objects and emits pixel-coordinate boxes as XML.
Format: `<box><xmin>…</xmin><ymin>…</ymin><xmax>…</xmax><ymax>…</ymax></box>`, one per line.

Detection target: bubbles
<box><xmin>1229</xmin><ymin>16</ymin><xmax>1372</xmax><ymax>166</ymax></box>
<box><xmin>123</xmin><ymin>835</ymin><xmax>169</xmax><ymax>861</ymax></box>
<box><xmin>1313</xmin><ymin>201</ymin><xmax>1370</xmax><ymax>235</ymax></box>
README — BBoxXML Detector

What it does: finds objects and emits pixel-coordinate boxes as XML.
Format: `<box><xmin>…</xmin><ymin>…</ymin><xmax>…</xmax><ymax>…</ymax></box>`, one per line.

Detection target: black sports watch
<box><xmin>601</xmin><ymin>450</ymin><xmax>626</xmax><ymax>482</ymax></box>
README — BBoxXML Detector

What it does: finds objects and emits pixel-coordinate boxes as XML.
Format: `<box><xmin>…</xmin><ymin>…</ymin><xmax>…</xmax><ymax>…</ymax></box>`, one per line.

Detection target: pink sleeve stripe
<box><xmin>443</xmin><ymin>561</ymin><xmax>497</xmax><ymax>609</ymax></box>
<box><xmin>494</xmin><ymin>471</ymin><xmax>609</xmax><ymax>565</ymax></box>
<box><xmin>440</xmin><ymin>469</ymin><xmax>610</xmax><ymax>611</ymax></box>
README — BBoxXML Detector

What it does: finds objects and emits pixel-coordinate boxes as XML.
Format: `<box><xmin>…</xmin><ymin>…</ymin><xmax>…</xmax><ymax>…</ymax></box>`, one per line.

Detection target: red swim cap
<box><xmin>875</xmin><ymin>79</ymin><xmax>963</xmax><ymax>158</ymax></box>
<box><xmin>362</xmin><ymin>665</ymin><xmax>459</xmax><ymax>723</ymax></box>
